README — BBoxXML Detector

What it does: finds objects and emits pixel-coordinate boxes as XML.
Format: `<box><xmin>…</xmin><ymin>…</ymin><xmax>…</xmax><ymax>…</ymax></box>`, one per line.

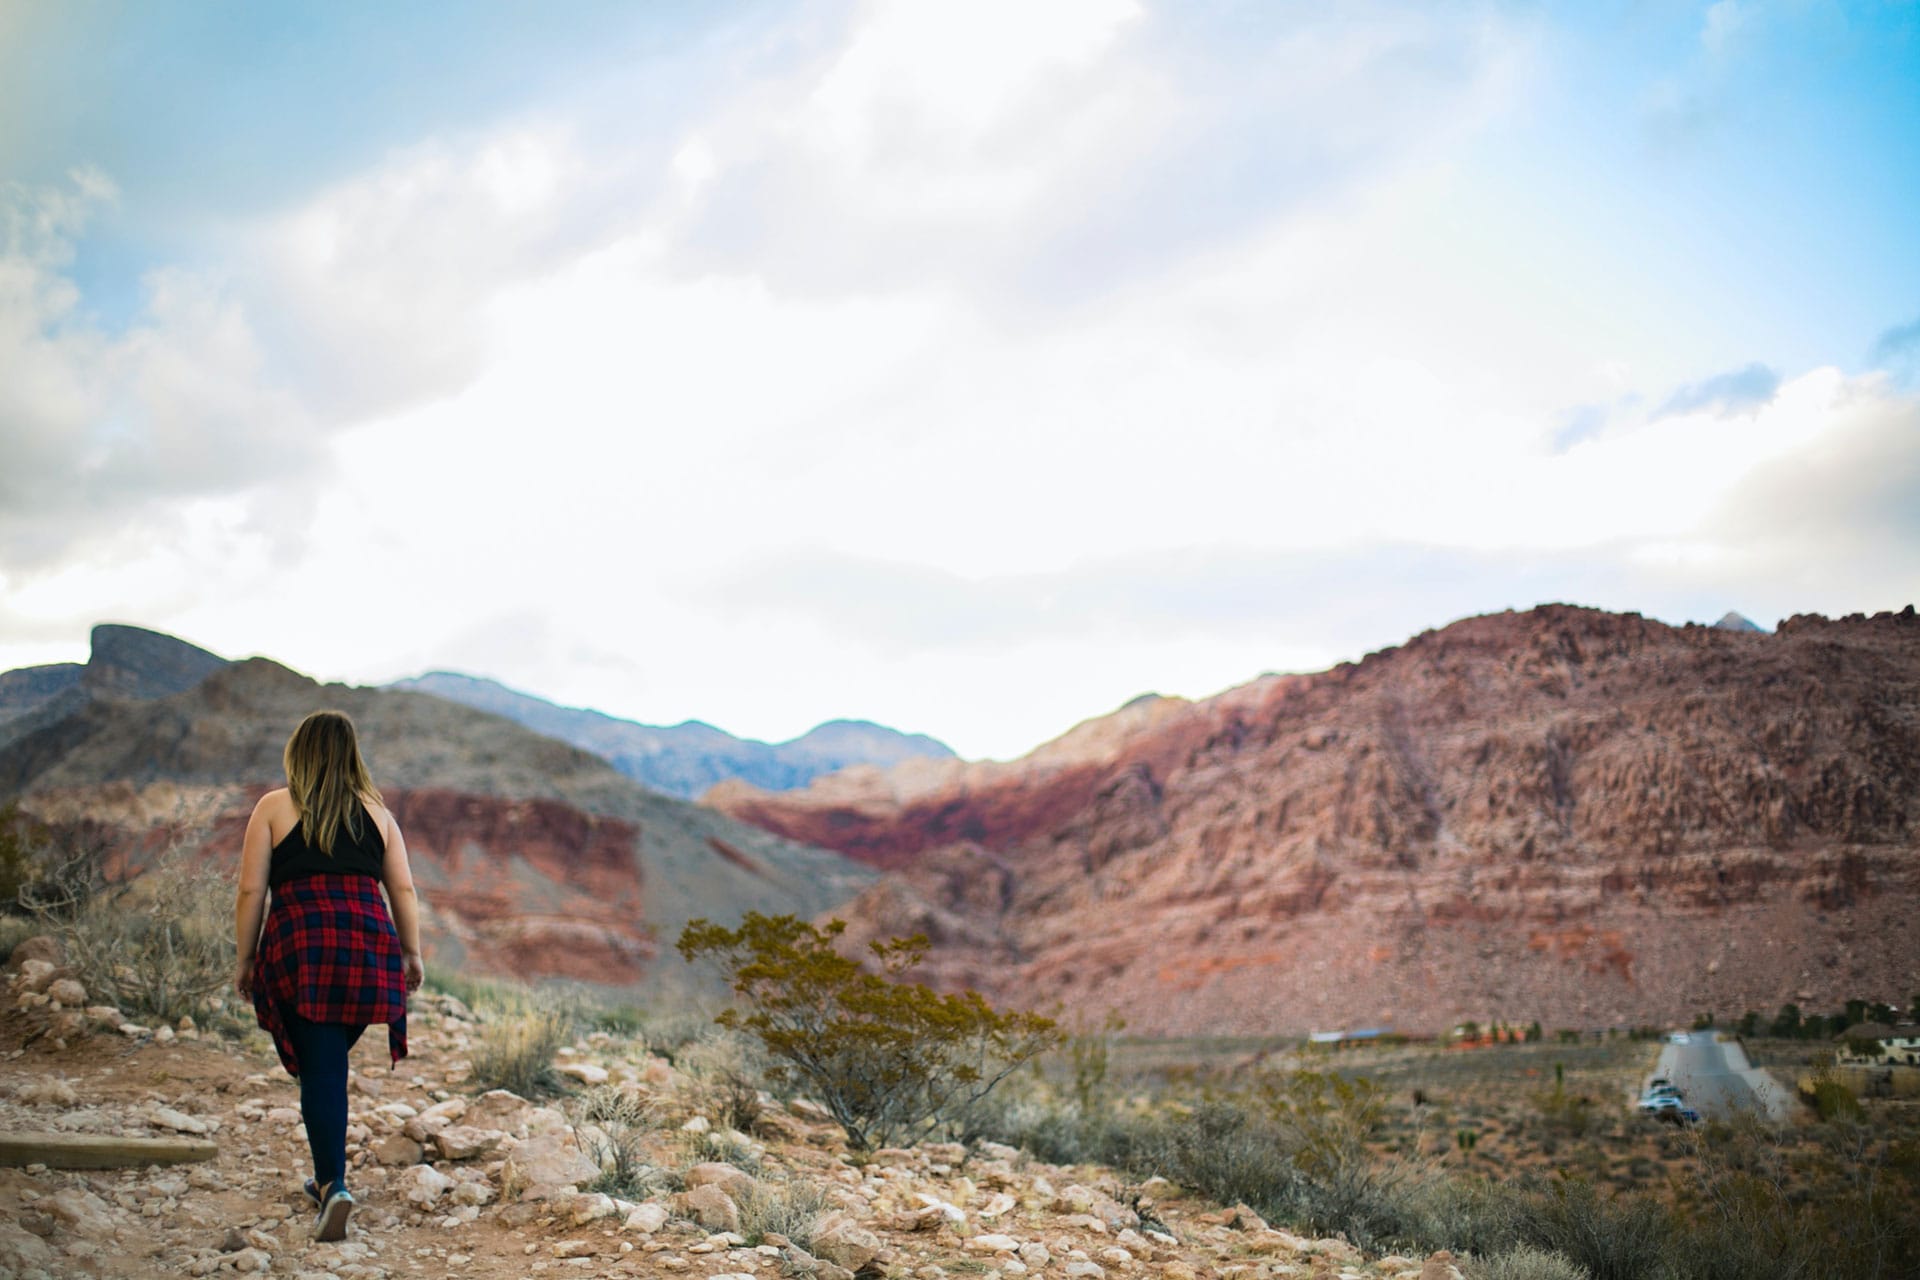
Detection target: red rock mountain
<box><xmin>707</xmin><ymin>605</ymin><xmax>1920</xmax><ymax>1035</ymax></box>
<box><xmin>1</xmin><ymin>629</ymin><xmax>874</xmax><ymax>990</ymax></box>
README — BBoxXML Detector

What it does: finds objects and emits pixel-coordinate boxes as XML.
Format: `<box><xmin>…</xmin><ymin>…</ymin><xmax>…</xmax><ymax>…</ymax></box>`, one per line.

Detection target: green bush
<box><xmin>676</xmin><ymin>913</ymin><xmax>1059</xmax><ymax>1150</ymax></box>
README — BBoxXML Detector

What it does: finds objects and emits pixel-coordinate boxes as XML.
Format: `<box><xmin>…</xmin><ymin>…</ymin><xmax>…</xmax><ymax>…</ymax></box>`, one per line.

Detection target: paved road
<box><xmin>1643</xmin><ymin>1033</ymin><xmax>1795</xmax><ymax>1122</ymax></box>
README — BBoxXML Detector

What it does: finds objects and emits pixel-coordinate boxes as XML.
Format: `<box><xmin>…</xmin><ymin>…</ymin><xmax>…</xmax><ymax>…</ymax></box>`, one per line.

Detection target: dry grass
<box><xmin>468</xmin><ymin>1007</ymin><xmax>571</xmax><ymax>1097</ymax></box>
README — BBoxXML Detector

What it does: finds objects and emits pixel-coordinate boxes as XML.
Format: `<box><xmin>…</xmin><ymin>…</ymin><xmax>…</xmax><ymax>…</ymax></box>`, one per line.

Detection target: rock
<box><xmin>13</xmin><ymin>959</ymin><xmax>56</xmax><ymax>993</ymax></box>
<box><xmin>788</xmin><ymin>1097</ymin><xmax>833</xmax><ymax>1122</ymax></box>
<box><xmin>553</xmin><ymin>1239</ymin><xmax>598</xmax><ymax>1259</ymax></box>
<box><xmin>678</xmin><ymin>1185</ymin><xmax>742</xmax><ymax>1233</ymax></box>
<box><xmin>229</xmin><ymin>1247</ymin><xmax>272</xmax><ymax>1272</ymax></box>
<box><xmin>86</xmin><ymin>1005</ymin><xmax>124</xmax><ymax>1028</ymax></box>
<box><xmin>978</xmin><ymin>1192</ymin><xmax>1016</xmax><ymax>1219</ymax></box>
<box><xmin>502</xmin><ymin>1134</ymin><xmax>601</xmax><ymax>1194</ymax></box>
<box><xmin>0</xmin><ymin>1220</ymin><xmax>55</xmax><ymax>1273</ymax></box>
<box><xmin>1063</xmin><ymin>1263</ymin><xmax>1105</xmax><ymax>1280</ymax></box>
<box><xmin>1097</xmin><ymin>1248</ymin><xmax>1133</xmax><ymax>1267</ymax></box>
<box><xmin>153</xmin><ymin>1026</ymin><xmax>175</xmax><ymax>1043</ymax></box>
<box><xmin>813</xmin><ymin>1214</ymin><xmax>882</xmax><ymax>1272</ymax></box>
<box><xmin>1420</xmin><ymin>1252</ymin><xmax>1464</xmax><ymax>1280</ymax></box>
<box><xmin>402</xmin><ymin>1164</ymin><xmax>456</xmax><ymax>1208</ymax></box>
<box><xmin>430</xmin><ymin>1126</ymin><xmax>506</xmax><ymax>1161</ymax></box>
<box><xmin>569</xmin><ymin>1193</ymin><xmax>618</xmax><ymax>1225</ymax></box>
<box><xmin>967</xmin><ymin>1234</ymin><xmax>1021</xmax><ymax>1254</ymax></box>
<box><xmin>625</xmin><ymin>1201</ymin><xmax>671</xmax><ymax>1233</ymax></box>
<box><xmin>682</xmin><ymin>1115</ymin><xmax>711</xmax><ymax>1134</ymax></box>
<box><xmin>8</xmin><ymin>935</ymin><xmax>63</xmax><ymax>967</ymax></box>
<box><xmin>146</xmin><ymin>1106</ymin><xmax>210</xmax><ymax>1135</ymax></box>
<box><xmin>46</xmin><ymin>978</ymin><xmax>87</xmax><ymax>1007</ymax></box>
<box><xmin>686</xmin><ymin>1162</ymin><xmax>757</xmax><ymax>1199</ymax></box>
<box><xmin>920</xmin><ymin>1142</ymin><xmax>967</xmax><ymax>1166</ymax></box>
<box><xmin>43</xmin><ymin>1188</ymin><xmax>118</xmax><ymax>1236</ymax></box>
<box><xmin>371</xmin><ymin>1133</ymin><xmax>425</xmax><ymax>1166</ymax></box>
<box><xmin>266</xmin><ymin>1107</ymin><xmax>302</xmax><ymax>1127</ymax></box>
<box><xmin>1161</xmin><ymin>1263</ymin><xmax>1197</xmax><ymax>1280</ymax></box>
<box><xmin>464</xmin><ymin>1089</ymin><xmax>537</xmax><ymax>1133</ymax></box>
<box><xmin>1018</xmin><ymin>1243</ymin><xmax>1052</xmax><ymax>1268</ymax></box>
<box><xmin>557</xmin><ymin>1061</ymin><xmax>608</xmax><ymax>1085</ymax></box>
<box><xmin>451</xmin><ymin>1180</ymin><xmax>495</xmax><ymax>1207</ymax></box>
<box><xmin>17</xmin><ymin>1077</ymin><xmax>77</xmax><ymax>1107</ymax></box>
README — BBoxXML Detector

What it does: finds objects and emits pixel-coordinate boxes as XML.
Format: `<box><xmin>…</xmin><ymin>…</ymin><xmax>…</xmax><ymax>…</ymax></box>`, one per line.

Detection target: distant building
<box><xmin>1308</xmin><ymin>1028</ymin><xmax>1393</xmax><ymax>1048</ymax></box>
<box><xmin>1835</xmin><ymin>1023</ymin><xmax>1920</xmax><ymax>1067</ymax></box>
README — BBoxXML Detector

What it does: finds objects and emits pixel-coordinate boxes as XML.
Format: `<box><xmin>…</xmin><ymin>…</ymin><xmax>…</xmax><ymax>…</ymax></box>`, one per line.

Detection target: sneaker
<box><xmin>313</xmin><ymin>1185</ymin><xmax>354</xmax><ymax>1242</ymax></box>
<box><xmin>302</xmin><ymin>1178</ymin><xmax>321</xmax><ymax>1207</ymax></box>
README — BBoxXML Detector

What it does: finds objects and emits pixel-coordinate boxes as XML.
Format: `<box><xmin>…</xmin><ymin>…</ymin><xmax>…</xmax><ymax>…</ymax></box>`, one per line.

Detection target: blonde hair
<box><xmin>283</xmin><ymin>710</ymin><xmax>383</xmax><ymax>856</ymax></box>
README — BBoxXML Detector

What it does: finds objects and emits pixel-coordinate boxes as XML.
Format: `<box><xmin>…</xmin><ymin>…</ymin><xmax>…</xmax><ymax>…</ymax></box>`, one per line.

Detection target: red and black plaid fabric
<box><xmin>251</xmin><ymin>873</ymin><xmax>408</xmax><ymax>1078</ymax></box>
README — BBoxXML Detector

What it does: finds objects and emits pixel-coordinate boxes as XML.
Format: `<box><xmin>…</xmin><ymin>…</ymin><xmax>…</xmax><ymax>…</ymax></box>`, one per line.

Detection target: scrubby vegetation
<box><xmin>467</xmin><ymin>1005</ymin><xmax>572</xmax><ymax>1097</ymax></box>
<box><xmin>677</xmin><ymin>912</ymin><xmax>1059</xmax><ymax>1150</ymax></box>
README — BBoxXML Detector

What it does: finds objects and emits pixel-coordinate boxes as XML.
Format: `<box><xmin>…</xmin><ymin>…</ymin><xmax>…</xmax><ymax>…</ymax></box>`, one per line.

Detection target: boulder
<box><xmin>464</xmin><ymin>1090</ymin><xmax>537</xmax><ymax>1133</ymax></box>
<box><xmin>624</xmin><ymin>1201</ymin><xmax>671</xmax><ymax>1234</ymax></box>
<box><xmin>430</xmin><ymin>1125</ymin><xmax>506</xmax><ymax>1161</ymax></box>
<box><xmin>502</xmin><ymin>1134</ymin><xmax>600</xmax><ymax>1194</ymax></box>
<box><xmin>677</xmin><ymin>1184</ymin><xmax>742</xmax><ymax>1233</ymax></box>
<box><xmin>13</xmin><ymin>959</ymin><xmax>56</xmax><ymax>994</ymax></box>
<box><xmin>8</xmin><ymin>935</ymin><xmax>63</xmax><ymax>967</ymax></box>
<box><xmin>568</xmin><ymin>1192</ymin><xmax>618</xmax><ymax>1225</ymax></box>
<box><xmin>686</xmin><ymin>1161</ymin><xmax>758</xmax><ymax>1199</ymax></box>
<box><xmin>557</xmin><ymin>1061</ymin><xmax>609</xmax><ymax>1085</ymax></box>
<box><xmin>371</xmin><ymin>1133</ymin><xmax>425</xmax><ymax>1166</ymax></box>
<box><xmin>1421</xmin><ymin>1252</ymin><xmax>1465</xmax><ymax>1280</ymax></box>
<box><xmin>42</xmin><ymin>1188</ymin><xmax>118</xmax><ymax>1237</ymax></box>
<box><xmin>46</xmin><ymin>978</ymin><xmax>88</xmax><ymax>1007</ymax></box>
<box><xmin>812</xmin><ymin>1213</ymin><xmax>882</xmax><ymax>1272</ymax></box>
<box><xmin>403</xmin><ymin>1164</ymin><xmax>456</xmax><ymax>1208</ymax></box>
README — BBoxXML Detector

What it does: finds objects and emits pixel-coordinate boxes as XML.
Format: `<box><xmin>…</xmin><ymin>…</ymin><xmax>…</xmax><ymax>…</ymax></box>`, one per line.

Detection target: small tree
<box><xmin>677</xmin><ymin>913</ymin><xmax>1059</xmax><ymax>1150</ymax></box>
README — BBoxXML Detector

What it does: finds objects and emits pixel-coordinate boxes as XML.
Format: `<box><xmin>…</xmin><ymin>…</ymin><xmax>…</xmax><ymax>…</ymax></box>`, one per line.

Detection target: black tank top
<box><xmin>269</xmin><ymin>801</ymin><xmax>387</xmax><ymax>887</ymax></box>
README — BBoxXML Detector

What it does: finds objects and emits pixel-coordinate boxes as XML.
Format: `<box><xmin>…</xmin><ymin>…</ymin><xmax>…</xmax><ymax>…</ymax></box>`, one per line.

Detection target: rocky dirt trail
<box><xmin>0</xmin><ymin>950</ymin><xmax>1469</xmax><ymax>1280</ymax></box>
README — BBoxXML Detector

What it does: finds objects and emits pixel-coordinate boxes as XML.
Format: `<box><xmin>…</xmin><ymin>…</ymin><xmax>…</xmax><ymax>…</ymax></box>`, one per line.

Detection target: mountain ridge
<box><xmin>707</xmin><ymin>603</ymin><xmax>1920</xmax><ymax>1035</ymax></box>
<box><xmin>389</xmin><ymin>670</ymin><xmax>956</xmax><ymax>800</ymax></box>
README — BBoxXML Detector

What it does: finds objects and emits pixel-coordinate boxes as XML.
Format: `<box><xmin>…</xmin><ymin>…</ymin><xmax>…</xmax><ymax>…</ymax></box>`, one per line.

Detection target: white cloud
<box><xmin>3</xmin><ymin>2</ymin><xmax>1915</xmax><ymax>760</ymax></box>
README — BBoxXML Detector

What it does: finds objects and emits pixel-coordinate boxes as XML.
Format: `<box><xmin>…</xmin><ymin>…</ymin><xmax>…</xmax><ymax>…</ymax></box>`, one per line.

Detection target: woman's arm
<box><xmin>378</xmin><ymin>802</ymin><xmax>426</xmax><ymax>992</ymax></box>
<box><xmin>232</xmin><ymin>794</ymin><xmax>274</xmax><ymax>997</ymax></box>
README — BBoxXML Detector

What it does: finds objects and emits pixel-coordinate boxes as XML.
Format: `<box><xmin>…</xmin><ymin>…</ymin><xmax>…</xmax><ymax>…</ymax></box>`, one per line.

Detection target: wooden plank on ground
<box><xmin>0</xmin><ymin>1132</ymin><xmax>217</xmax><ymax>1168</ymax></box>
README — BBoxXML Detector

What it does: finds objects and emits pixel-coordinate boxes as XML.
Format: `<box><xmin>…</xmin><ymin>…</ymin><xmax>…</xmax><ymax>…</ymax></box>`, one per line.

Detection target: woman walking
<box><xmin>234</xmin><ymin>710</ymin><xmax>424</xmax><ymax>1241</ymax></box>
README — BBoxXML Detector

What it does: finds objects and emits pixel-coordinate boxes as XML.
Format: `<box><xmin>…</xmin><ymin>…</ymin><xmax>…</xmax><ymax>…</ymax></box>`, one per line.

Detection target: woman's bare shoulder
<box><xmin>364</xmin><ymin>795</ymin><xmax>399</xmax><ymax>834</ymax></box>
<box><xmin>253</xmin><ymin>787</ymin><xmax>293</xmax><ymax>814</ymax></box>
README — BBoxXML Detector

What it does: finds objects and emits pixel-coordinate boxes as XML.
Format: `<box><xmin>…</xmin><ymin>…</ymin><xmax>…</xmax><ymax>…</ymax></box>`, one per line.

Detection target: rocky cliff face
<box><xmin>707</xmin><ymin>605</ymin><xmax>1920</xmax><ymax>1035</ymax></box>
<box><xmin>2</xmin><ymin>638</ymin><xmax>875</xmax><ymax>991</ymax></box>
<box><xmin>390</xmin><ymin>671</ymin><xmax>955</xmax><ymax>800</ymax></box>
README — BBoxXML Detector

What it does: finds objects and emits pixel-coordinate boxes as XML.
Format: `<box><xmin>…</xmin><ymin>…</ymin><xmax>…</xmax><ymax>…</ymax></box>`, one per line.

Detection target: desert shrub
<box><xmin>1492</xmin><ymin>1178</ymin><xmax>1669</xmax><ymax>1280</ymax></box>
<box><xmin>576</xmin><ymin>1084</ymin><xmax>663</xmax><ymax>1199</ymax></box>
<box><xmin>43</xmin><ymin>850</ymin><xmax>234</xmax><ymax>1025</ymax></box>
<box><xmin>1533</xmin><ymin>1081</ymin><xmax>1595</xmax><ymax>1138</ymax></box>
<box><xmin>684</xmin><ymin>1125</ymin><xmax>763</xmax><ymax>1172</ymax></box>
<box><xmin>0</xmin><ymin>915</ymin><xmax>37</xmax><ymax>965</ymax></box>
<box><xmin>737</xmin><ymin>1177</ymin><xmax>833</xmax><ymax>1249</ymax></box>
<box><xmin>1804</xmin><ymin>1075</ymin><xmax>1864</xmax><ymax>1123</ymax></box>
<box><xmin>677</xmin><ymin>913</ymin><xmax>1059</xmax><ymax>1150</ymax></box>
<box><xmin>468</xmin><ymin>1006</ymin><xmax>571</xmax><ymax>1097</ymax></box>
<box><xmin>1462</xmin><ymin>1244</ymin><xmax>1588</xmax><ymax>1280</ymax></box>
<box><xmin>639</xmin><ymin>1009</ymin><xmax>722</xmax><ymax>1063</ymax></box>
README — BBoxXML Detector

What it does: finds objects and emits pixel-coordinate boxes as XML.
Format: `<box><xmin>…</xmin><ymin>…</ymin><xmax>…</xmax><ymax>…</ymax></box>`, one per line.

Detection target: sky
<box><xmin>2</xmin><ymin>0</ymin><xmax>1917</xmax><ymax>762</ymax></box>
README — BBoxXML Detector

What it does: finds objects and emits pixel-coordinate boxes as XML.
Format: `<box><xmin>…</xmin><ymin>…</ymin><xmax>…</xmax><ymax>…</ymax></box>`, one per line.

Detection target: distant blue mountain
<box><xmin>388</xmin><ymin>671</ymin><xmax>956</xmax><ymax>800</ymax></box>
<box><xmin>1712</xmin><ymin>611</ymin><xmax>1768</xmax><ymax>633</ymax></box>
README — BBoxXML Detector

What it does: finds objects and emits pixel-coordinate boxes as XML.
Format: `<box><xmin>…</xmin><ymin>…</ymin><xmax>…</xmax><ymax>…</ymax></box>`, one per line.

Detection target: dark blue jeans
<box><xmin>286</xmin><ymin>1014</ymin><xmax>366</xmax><ymax>1192</ymax></box>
